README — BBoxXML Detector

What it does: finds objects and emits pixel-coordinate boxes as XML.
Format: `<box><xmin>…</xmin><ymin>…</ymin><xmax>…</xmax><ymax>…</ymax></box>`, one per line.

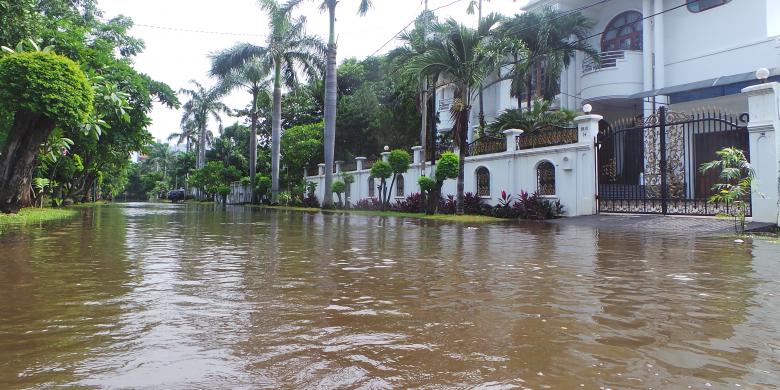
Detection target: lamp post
<box><xmin>756</xmin><ymin>67</ymin><xmax>770</xmax><ymax>83</ymax></box>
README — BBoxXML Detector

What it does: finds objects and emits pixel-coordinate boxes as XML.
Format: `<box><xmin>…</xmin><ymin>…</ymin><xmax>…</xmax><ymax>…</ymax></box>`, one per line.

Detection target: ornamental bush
<box><xmin>0</xmin><ymin>52</ymin><xmax>93</xmax><ymax>127</ymax></box>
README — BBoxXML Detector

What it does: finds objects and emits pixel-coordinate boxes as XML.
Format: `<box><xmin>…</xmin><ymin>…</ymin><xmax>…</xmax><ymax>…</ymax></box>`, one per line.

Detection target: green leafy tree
<box><xmin>418</xmin><ymin>151</ymin><xmax>459</xmax><ymax>214</ymax></box>
<box><xmin>256</xmin><ymin>175</ymin><xmax>272</xmax><ymax>201</ymax></box>
<box><xmin>210</xmin><ymin>0</ymin><xmax>325</xmax><ymax>204</ymax></box>
<box><xmin>331</xmin><ymin>180</ymin><xmax>346</xmax><ymax>207</ymax></box>
<box><xmin>179</xmin><ymin>80</ymin><xmax>228</xmax><ymax>171</ymax></box>
<box><xmin>370</xmin><ymin>160</ymin><xmax>393</xmax><ymax>211</ymax></box>
<box><xmin>189</xmin><ymin>161</ymin><xmax>242</xmax><ymax>200</ymax></box>
<box><xmin>487</xmin><ymin>99</ymin><xmax>576</xmax><ymax>135</ymax></box>
<box><xmin>0</xmin><ymin>51</ymin><xmax>93</xmax><ymax>213</ymax></box>
<box><xmin>699</xmin><ymin>147</ymin><xmax>756</xmax><ymax>234</ymax></box>
<box><xmin>499</xmin><ymin>6</ymin><xmax>596</xmax><ymax>109</ymax></box>
<box><xmin>405</xmin><ymin>16</ymin><xmax>504</xmax><ymax>215</ymax></box>
<box><xmin>383</xmin><ymin>149</ymin><xmax>411</xmax><ymax>207</ymax></box>
<box><xmin>281</xmin><ymin>122</ymin><xmax>323</xmax><ymax>184</ymax></box>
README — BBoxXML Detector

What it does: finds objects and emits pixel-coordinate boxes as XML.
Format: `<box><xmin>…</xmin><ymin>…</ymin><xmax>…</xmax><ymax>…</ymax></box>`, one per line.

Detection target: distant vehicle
<box><xmin>167</xmin><ymin>189</ymin><xmax>185</xmax><ymax>203</ymax></box>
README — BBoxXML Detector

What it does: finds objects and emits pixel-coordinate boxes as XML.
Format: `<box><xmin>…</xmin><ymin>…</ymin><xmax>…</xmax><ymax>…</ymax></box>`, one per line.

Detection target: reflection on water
<box><xmin>1</xmin><ymin>203</ymin><xmax>779</xmax><ymax>388</ymax></box>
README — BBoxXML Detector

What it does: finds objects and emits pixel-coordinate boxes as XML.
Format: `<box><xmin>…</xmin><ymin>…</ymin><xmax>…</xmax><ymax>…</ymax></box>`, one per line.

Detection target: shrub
<box><xmin>438</xmin><ymin>194</ymin><xmax>456</xmax><ymax>214</ymax></box>
<box><xmin>302</xmin><ymin>194</ymin><xmax>320</xmax><ymax>208</ymax></box>
<box><xmin>463</xmin><ymin>192</ymin><xmax>489</xmax><ymax>215</ymax></box>
<box><xmin>491</xmin><ymin>190</ymin><xmax>519</xmax><ymax>218</ymax></box>
<box><xmin>354</xmin><ymin>198</ymin><xmax>382</xmax><ymax>211</ymax></box>
<box><xmin>513</xmin><ymin>191</ymin><xmax>564</xmax><ymax>220</ymax></box>
<box><xmin>239</xmin><ymin>176</ymin><xmax>251</xmax><ymax>186</ymax></box>
<box><xmin>397</xmin><ymin>192</ymin><xmax>425</xmax><ymax>213</ymax></box>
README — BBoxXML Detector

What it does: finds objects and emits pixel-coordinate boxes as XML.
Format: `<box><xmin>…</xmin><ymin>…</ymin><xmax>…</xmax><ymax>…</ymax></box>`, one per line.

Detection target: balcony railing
<box><xmin>582</xmin><ymin>50</ymin><xmax>626</xmax><ymax>74</ymax></box>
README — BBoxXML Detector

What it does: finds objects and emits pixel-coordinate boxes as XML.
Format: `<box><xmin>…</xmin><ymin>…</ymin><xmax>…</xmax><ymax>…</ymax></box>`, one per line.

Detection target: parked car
<box><xmin>167</xmin><ymin>189</ymin><xmax>185</xmax><ymax>203</ymax></box>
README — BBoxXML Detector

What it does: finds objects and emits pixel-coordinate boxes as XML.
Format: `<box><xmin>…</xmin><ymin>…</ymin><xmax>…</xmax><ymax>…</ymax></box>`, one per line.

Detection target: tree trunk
<box><xmin>322</xmin><ymin>4</ymin><xmax>338</xmax><ymax>208</ymax></box>
<box><xmin>0</xmin><ymin>110</ymin><xmax>57</xmax><ymax>214</ymax></box>
<box><xmin>477</xmin><ymin>1</ymin><xmax>486</xmax><ymax>136</ymax></box>
<box><xmin>534</xmin><ymin>58</ymin><xmax>543</xmax><ymax>100</ymax></box>
<box><xmin>271</xmin><ymin>65</ymin><xmax>283</xmax><ymax>204</ymax></box>
<box><xmin>526</xmin><ymin>72</ymin><xmax>533</xmax><ymax>112</ymax></box>
<box><xmin>250</xmin><ymin>90</ymin><xmax>258</xmax><ymax>203</ymax></box>
<box><xmin>456</xmin><ymin>107</ymin><xmax>470</xmax><ymax>216</ymax></box>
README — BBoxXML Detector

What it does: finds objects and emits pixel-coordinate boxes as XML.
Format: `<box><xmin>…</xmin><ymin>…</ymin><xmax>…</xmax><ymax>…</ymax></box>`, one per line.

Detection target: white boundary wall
<box><xmin>305</xmin><ymin>115</ymin><xmax>602</xmax><ymax>217</ymax></box>
<box><xmin>743</xmin><ymin>82</ymin><xmax>780</xmax><ymax>225</ymax></box>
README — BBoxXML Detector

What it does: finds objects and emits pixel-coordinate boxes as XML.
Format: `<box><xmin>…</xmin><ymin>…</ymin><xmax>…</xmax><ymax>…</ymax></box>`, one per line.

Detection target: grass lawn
<box><xmin>0</xmin><ymin>207</ymin><xmax>79</xmax><ymax>228</ymax></box>
<box><xmin>250</xmin><ymin>205</ymin><xmax>506</xmax><ymax>223</ymax></box>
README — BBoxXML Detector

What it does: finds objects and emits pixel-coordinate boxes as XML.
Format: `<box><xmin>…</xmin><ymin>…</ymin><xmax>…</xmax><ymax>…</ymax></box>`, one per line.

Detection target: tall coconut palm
<box><xmin>499</xmin><ymin>6</ymin><xmax>596</xmax><ymax>111</ymax></box>
<box><xmin>210</xmin><ymin>53</ymin><xmax>271</xmax><ymax>201</ymax></box>
<box><xmin>406</xmin><ymin>15</ymin><xmax>505</xmax><ymax>215</ymax></box>
<box><xmin>317</xmin><ymin>0</ymin><xmax>372</xmax><ymax>208</ymax></box>
<box><xmin>210</xmin><ymin>0</ymin><xmax>324</xmax><ymax>204</ymax></box>
<box><xmin>467</xmin><ymin>0</ymin><xmax>491</xmax><ymax>133</ymax></box>
<box><xmin>147</xmin><ymin>142</ymin><xmax>177</xmax><ymax>181</ymax></box>
<box><xmin>179</xmin><ymin>80</ymin><xmax>228</xmax><ymax>171</ymax></box>
<box><xmin>167</xmin><ymin>121</ymin><xmax>198</xmax><ymax>153</ymax></box>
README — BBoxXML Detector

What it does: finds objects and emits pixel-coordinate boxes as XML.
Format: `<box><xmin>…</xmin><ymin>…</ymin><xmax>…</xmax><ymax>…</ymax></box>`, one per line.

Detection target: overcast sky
<box><xmin>97</xmin><ymin>0</ymin><xmax>530</xmax><ymax>144</ymax></box>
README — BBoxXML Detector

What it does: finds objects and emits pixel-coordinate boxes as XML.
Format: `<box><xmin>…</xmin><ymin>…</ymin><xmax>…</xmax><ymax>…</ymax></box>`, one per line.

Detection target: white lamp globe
<box><xmin>582</xmin><ymin>104</ymin><xmax>593</xmax><ymax>114</ymax></box>
<box><xmin>756</xmin><ymin>67</ymin><xmax>770</xmax><ymax>81</ymax></box>
<box><xmin>383</xmin><ymin>145</ymin><xmax>390</xmax><ymax>151</ymax></box>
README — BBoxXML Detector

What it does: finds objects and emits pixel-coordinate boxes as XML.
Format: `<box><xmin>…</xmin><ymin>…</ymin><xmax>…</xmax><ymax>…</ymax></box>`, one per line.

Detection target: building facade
<box><xmin>437</xmin><ymin>0</ymin><xmax>780</xmax><ymax>138</ymax></box>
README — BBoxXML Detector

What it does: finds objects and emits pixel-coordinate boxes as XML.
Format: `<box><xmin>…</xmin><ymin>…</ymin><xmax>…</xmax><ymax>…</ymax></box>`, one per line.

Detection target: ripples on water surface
<box><xmin>0</xmin><ymin>203</ymin><xmax>779</xmax><ymax>389</ymax></box>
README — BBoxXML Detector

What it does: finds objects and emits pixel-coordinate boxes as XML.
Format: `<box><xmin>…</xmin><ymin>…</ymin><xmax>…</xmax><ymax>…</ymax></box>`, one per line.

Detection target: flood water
<box><xmin>1</xmin><ymin>203</ymin><xmax>779</xmax><ymax>389</ymax></box>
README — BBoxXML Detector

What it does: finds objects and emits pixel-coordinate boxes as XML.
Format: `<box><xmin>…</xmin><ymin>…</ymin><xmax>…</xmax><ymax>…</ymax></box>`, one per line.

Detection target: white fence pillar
<box><xmin>317</xmin><ymin>163</ymin><xmax>325</xmax><ymax>176</ymax></box>
<box><xmin>743</xmin><ymin>82</ymin><xmax>780</xmax><ymax>225</ymax></box>
<box><xmin>381</xmin><ymin>151</ymin><xmax>390</xmax><ymax>162</ymax></box>
<box><xmin>503</xmin><ymin>129</ymin><xmax>523</xmax><ymax>152</ymax></box>
<box><xmin>355</xmin><ymin>156</ymin><xmax>366</xmax><ymax>171</ymax></box>
<box><xmin>411</xmin><ymin>146</ymin><xmax>423</xmax><ymax>165</ymax></box>
<box><xmin>335</xmin><ymin>161</ymin><xmax>343</xmax><ymax>174</ymax></box>
<box><xmin>573</xmin><ymin>114</ymin><xmax>603</xmax><ymax>216</ymax></box>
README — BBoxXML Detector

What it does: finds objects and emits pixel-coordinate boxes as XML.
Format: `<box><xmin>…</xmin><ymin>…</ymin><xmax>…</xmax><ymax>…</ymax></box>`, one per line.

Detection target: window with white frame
<box><xmin>687</xmin><ymin>0</ymin><xmax>731</xmax><ymax>12</ymax></box>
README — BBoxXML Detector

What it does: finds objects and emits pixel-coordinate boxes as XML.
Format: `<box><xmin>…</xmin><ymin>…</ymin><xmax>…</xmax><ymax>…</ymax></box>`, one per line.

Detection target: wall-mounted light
<box><xmin>384</xmin><ymin>145</ymin><xmax>390</xmax><ymax>151</ymax></box>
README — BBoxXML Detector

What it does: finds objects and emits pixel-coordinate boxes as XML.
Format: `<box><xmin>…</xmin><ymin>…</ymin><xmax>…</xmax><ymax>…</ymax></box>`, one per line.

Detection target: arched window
<box><xmin>396</xmin><ymin>175</ymin><xmax>404</xmax><ymax>197</ymax></box>
<box><xmin>537</xmin><ymin>161</ymin><xmax>556</xmax><ymax>196</ymax></box>
<box><xmin>476</xmin><ymin>167</ymin><xmax>490</xmax><ymax>197</ymax></box>
<box><xmin>601</xmin><ymin>11</ymin><xmax>642</xmax><ymax>52</ymax></box>
<box><xmin>688</xmin><ymin>0</ymin><xmax>730</xmax><ymax>12</ymax></box>
<box><xmin>368</xmin><ymin>177</ymin><xmax>375</xmax><ymax>198</ymax></box>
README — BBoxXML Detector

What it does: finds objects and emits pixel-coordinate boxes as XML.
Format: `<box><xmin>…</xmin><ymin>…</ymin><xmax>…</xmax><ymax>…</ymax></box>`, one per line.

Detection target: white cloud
<box><xmin>98</xmin><ymin>0</ymin><xmax>528</xmax><ymax>143</ymax></box>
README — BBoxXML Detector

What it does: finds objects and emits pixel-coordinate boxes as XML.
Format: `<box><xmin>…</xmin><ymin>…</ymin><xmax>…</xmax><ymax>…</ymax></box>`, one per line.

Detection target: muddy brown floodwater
<box><xmin>0</xmin><ymin>203</ymin><xmax>779</xmax><ymax>389</ymax></box>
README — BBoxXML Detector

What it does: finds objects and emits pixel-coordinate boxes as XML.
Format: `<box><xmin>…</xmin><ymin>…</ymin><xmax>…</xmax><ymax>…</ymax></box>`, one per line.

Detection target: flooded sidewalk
<box><xmin>547</xmin><ymin>213</ymin><xmax>777</xmax><ymax>234</ymax></box>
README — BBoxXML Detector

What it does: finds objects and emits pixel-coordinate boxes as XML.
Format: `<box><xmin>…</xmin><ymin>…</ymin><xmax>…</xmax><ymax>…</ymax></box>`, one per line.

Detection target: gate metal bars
<box><xmin>597</xmin><ymin>106</ymin><xmax>750</xmax><ymax>216</ymax></box>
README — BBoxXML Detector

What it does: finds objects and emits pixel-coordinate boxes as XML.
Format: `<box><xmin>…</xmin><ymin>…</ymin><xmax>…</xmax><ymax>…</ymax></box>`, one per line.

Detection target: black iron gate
<box><xmin>597</xmin><ymin>106</ymin><xmax>750</xmax><ymax>216</ymax></box>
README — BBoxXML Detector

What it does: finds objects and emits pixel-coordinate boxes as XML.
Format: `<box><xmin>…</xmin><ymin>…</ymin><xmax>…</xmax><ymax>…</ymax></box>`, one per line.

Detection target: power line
<box><xmin>369</xmin><ymin>0</ymin><xmax>469</xmax><ymax>57</ymax></box>
<box><xmin>132</xmin><ymin>23</ymin><xmax>265</xmax><ymax>38</ymax></box>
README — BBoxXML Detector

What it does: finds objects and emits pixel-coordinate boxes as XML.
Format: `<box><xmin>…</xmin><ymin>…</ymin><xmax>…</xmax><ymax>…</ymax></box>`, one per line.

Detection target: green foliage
<box><xmin>256</xmin><ymin>175</ymin><xmax>272</xmax><ymax>197</ymax></box>
<box><xmin>0</xmin><ymin>51</ymin><xmax>93</xmax><ymax>127</ymax></box>
<box><xmin>699</xmin><ymin>147</ymin><xmax>755</xmax><ymax>234</ymax></box>
<box><xmin>281</xmin><ymin>121</ymin><xmax>323</xmax><ymax>179</ymax></box>
<box><xmin>418</xmin><ymin>176</ymin><xmax>435</xmax><ymax>192</ymax></box>
<box><xmin>341</xmin><ymin>173</ymin><xmax>354</xmax><ymax>185</ymax></box>
<box><xmin>189</xmin><ymin>161</ymin><xmax>242</xmax><ymax>198</ymax></box>
<box><xmin>240</xmin><ymin>176</ymin><xmax>251</xmax><ymax>186</ymax></box>
<box><xmin>487</xmin><ymin>99</ymin><xmax>576</xmax><ymax>135</ymax></box>
<box><xmin>305</xmin><ymin>181</ymin><xmax>317</xmax><ymax>196</ymax></box>
<box><xmin>331</xmin><ymin>180</ymin><xmax>346</xmax><ymax>194</ymax></box>
<box><xmin>388</xmin><ymin>149</ymin><xmax>411</xmax><ymax>174</ymax></box>
<box><xmin>435</xmin><ymin>152</ymin><xmax>459</xmax><ymax>183</ymax></box>
<box><xmin>370</xmin><ymin>160</ymin><xmax>392</xmax><ymax>180</ymax></box>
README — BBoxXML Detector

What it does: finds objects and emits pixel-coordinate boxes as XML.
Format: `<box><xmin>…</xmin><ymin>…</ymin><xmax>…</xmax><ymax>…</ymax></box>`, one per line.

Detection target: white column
<box><xmin>567</xmin><ymin>54</ymin><xmax>577</xmax><ymax>110</ymax></box>
<box><xmin>642</xmin><ymin>0</ymin><xmax>654</xmax><ymax>115</ymax></box>
<box><xmin>560</xmin><ymin>65</ymin><xmax>569</xmax><ymax>110</ymax></box>
<box><xmin>574</xmin><ymin>114</ymin><xmax>604</xmax><ymax>216</ymax></box>
<box><xmin>355</xmin><ymin>156</ymin><xmax>366</xmax><ymax>171</ymax></box>
<box><xmin>503</xmin><ymin>129</ymin><xmax>524</xmax><ymax>152</ymax></box>
<box><xmin>317</xmin><ymin>163</ymin><xmax>325</xmax><ymax>176</ymax></box>
<box><xmin>411</xmin><ymin>146</ymin><xmax>423</xmax><ymax>165</ymax></box>
<box><xmin>335</xmin><ymin>160</ymin><xmax>343</xmax><ymax>174</ymax></box>
<box><xmin>652</xmin><ymin>0</ymin><xmax>665</xmax><ymax>91</ymax></box>
<box><xmin>742</xmin><ymin>82</ymin><xmax>780</xmax><ymax>225</ymax></box>
<box><xmin>381</xmin><ymin>151</ymin><xmax>390</xmax><ymax>162</ymax></box>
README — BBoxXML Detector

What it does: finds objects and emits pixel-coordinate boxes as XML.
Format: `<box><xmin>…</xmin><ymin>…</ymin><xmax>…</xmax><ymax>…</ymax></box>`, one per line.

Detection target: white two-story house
<box><xmin>437</xmin><ymin>0</ymin><xmax>780</xmax><ymax>139</ymax></box>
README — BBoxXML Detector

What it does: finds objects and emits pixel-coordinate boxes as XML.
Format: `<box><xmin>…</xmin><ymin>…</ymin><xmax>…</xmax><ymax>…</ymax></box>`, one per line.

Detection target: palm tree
<box><xmin>467</xmin><ymin>0</ymin><xmax>491</xmax><ymax>133</ymax></box>
<box><xmin>210</xmin><ymin>0</ymin><xmax>324</xmax><ymax>204</ymax></box>
<box><xmin>499</xmin><ymin>6</ymin><xmax>596</xmax><ymax>110</ymax></box>
<box><xmin>210</xmin><ymin>52</ymin><xmax>271</xmax><ymax>201</ymax></box>
<box><xmin>406</xmin><ymin>15</ymin><xmax>505</xmax><ymax>215</ymax></box>
<box><xmin>146</xmin><ymin>142</ymin><xmax>177</xmax><ymax>181</ymax></box>
<box><xmin>318</xmin><ymin>0</ymin><xmax>372</xmax><ymax>208</ymax></box>
<box><xmin>179</xmin><ymin>80</ymin><xmax>228</xmax><ymax>170</ymax></box>
<box><xmin>167</xmin><ymin>121</ymin><xmax>198</xmax><ymax>153</ymax></box>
